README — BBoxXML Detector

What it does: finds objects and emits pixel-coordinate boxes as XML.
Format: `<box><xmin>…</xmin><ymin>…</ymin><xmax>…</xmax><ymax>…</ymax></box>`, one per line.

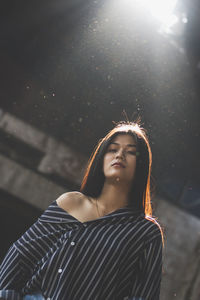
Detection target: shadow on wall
<box><xmin>0</xmin><ymin>189</ymin><xmax>42</xmax><ymax>263</ymax></box>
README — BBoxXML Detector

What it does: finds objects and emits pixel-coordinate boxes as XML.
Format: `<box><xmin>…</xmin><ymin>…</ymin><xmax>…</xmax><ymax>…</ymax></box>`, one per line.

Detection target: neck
<box><xmin>96</xmin><ymin>178</ymin><xmax>131</xmax><ymax>212</ymax></box>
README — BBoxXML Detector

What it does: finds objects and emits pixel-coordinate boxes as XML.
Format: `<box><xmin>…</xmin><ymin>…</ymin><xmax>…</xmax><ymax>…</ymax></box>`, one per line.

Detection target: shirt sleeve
<box><xmin>0</xmin><ymin>244</ymin><xmax>31</xmax><ymax>299</ymax></box>
<box><xmin>127</xmin><ymin>233</ymin><xmax>163</xmax><ymax>300</ymax></box>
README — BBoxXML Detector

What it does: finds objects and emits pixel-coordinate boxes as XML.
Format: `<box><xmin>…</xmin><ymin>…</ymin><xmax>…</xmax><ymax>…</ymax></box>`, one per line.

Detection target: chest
<box><xmin>22</xmin><ymin>220</ymin><xmax>144</xmax><ymax>297</ymax></box>
<box><xmin>33</xmin><ymin>221</ymin><xmax>143</xmax><ymax>271</ymax></box>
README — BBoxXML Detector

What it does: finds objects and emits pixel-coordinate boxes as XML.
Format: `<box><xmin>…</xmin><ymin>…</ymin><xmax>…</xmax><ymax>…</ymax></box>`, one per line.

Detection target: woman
<box><xmin>0</xmin><ymin>121</ymin><xmax>163</xmax><ymax>300</ymax></box>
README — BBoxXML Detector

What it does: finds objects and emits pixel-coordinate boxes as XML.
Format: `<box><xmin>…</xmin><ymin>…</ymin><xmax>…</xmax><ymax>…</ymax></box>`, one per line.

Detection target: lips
<box><xmin>112</xmin><ymin>162</ymin><xmax>125</xmax><ymax>168</ymax></box>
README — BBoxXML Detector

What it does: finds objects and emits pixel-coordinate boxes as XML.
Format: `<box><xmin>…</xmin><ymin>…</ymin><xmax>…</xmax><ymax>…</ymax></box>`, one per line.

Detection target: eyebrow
<box><xmin>109</xmin><ymin>142</ymin><xmax>137</xmax><ymax>148</ymax></box>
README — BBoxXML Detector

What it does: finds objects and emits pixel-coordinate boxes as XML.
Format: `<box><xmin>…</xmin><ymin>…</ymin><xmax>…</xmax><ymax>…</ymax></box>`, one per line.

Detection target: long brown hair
<box><xmin>80</xmin><ymin>121</ymin><xmax>153</xmax><ymax>217</ymax></box>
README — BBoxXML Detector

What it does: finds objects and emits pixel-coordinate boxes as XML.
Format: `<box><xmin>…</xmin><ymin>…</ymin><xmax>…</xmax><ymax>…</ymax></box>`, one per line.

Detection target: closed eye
<box><xmin>128</xmin><ymin>151</ymin><xmax>136</xmax><ymax>155</ymax></box>
<box><xmin>107</xmin><ymin>149</ymin><xmax>136</xmax><ymax>155</ymax></box>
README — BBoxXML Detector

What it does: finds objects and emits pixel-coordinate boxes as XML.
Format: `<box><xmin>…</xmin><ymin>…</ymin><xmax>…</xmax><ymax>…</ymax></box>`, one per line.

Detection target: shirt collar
<box><xmin>39</xmin><ymin>200</ymin><xmax>144</xmax><ymax>224</ymax></box>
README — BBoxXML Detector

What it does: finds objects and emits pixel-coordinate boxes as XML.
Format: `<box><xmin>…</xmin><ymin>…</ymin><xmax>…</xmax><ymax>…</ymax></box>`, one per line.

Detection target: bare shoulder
<box><xmin>56</xmin><ymin>191</ymin><xmax>85</xmax><ymax>212</ymax></box>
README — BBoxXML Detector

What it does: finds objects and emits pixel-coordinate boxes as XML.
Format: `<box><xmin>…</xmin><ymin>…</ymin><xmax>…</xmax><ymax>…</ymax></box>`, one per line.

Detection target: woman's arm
<box><xmin>0</xmin><ymin>244</ymin><xmax>31</xmax><ymax>299</ymax></box>
<box><xmin>127</xmin><ymin>234</ymin><xmax>163</xmax><ymax>300</ymax></box>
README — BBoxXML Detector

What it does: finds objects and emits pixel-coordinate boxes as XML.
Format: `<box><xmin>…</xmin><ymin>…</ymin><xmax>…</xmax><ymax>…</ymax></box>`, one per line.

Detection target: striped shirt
<box><xmin>0</xmin><ymin>200</ymin><xmax>162</xmax><ymax>300</ymax></box>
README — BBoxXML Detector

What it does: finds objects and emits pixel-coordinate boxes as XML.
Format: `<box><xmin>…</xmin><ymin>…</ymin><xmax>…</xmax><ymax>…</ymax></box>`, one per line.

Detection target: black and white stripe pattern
<box><xmin>0</xmin><ymin>201</ymin><xmax>162</xmax><ymax>300</ymax></box>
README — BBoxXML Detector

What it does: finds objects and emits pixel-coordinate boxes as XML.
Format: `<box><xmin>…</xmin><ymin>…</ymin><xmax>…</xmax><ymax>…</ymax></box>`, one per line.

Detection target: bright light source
<box><xmin>137</xmin><ymin>0</ymin><xmax>178</xmax><ymax>33</ymax></box>
<box><xmin>182</xmin><ymin>17</ymin><xmax>188</xmax><ymax>24</ymax></box>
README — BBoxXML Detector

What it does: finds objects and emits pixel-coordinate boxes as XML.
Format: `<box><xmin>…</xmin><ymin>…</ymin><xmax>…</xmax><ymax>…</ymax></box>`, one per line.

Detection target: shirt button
<box><xmin>58</xmin><ymin>268</ymin><xmax>63</xmax><ymax>273</ymax></box>
<box><xmin>71</xmin><ymin>241</ymin><xmax>75</xmax><ymax>246</ymax></box>
<box><xmin>47</xmin><ymin>298</ymin><xmax>51</xmax><ymax>300</ymax></box>
<box><xmin>83</xmin><ymin>223</ymin><xmax>87</xmax><ymax>227</ymax></box>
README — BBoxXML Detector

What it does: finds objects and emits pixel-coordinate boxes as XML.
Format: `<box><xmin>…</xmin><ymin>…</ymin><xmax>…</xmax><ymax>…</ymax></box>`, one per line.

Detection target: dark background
<box><xmin>0</xmin><ymin>0</ymin><xmax>200</xmax><ymax>258</ymax></box>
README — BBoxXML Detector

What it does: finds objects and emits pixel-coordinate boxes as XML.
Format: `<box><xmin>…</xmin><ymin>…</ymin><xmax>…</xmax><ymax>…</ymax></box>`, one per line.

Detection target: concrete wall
<box><xmin>155</xmin><ymin>197</ymin><xmax>200</xmax><ymax>300</ymax></box>
<box><xmin>0</xmin><ymin>109</ymin><xmax>88</xmax><ymax>209</ymax></box>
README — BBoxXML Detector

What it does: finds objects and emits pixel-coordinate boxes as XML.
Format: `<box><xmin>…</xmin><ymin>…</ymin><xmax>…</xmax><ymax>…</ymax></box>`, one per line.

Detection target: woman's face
<box><xmin>103</xmin><ymin>134</ymin><xmax>137</xmax><ymax>185</ymax></box>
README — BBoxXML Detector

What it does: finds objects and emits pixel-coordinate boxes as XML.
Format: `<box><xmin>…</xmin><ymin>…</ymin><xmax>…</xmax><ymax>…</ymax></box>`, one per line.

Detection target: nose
<box><xmin>115</xmin><ymin>149</ymin><xmax>125</xmax><ymax>160</ymax></box>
